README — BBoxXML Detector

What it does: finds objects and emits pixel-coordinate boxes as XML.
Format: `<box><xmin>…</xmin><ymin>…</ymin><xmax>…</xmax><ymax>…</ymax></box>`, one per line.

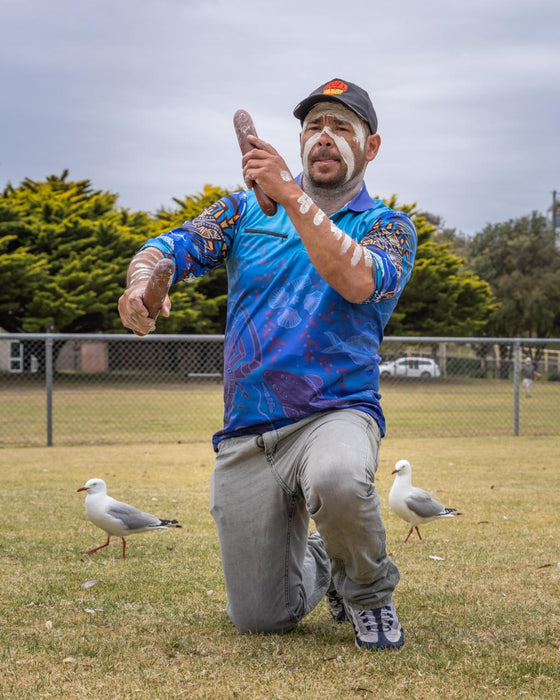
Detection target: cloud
<box><xmin>1</xmin><ymin>0</ymin><xmax>559</xmax><ymax>233</ymax></box>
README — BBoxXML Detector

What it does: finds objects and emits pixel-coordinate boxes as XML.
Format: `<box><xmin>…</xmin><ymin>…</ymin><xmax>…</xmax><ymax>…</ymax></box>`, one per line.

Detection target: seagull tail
<box><xmin>442</xmin><ymin>508</ymin><xmax>461</xmax><ymax>517</ymax></box>
<box><xmin>159</xmin><ymin>518</ymin><xmax>182</xmax><ymax>528</ymax></box>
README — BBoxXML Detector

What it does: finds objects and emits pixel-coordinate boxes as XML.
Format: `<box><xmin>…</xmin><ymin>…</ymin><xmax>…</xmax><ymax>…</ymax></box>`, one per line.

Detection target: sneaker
<box><xmin>327</xmin><ymin>589</ymin><xmax>347</xmax><ymax>623</ymax></box>
<box><xmin>344</xmin><ymin>601</ymin><xmax>404</xmax><ymax>650</ymax></box>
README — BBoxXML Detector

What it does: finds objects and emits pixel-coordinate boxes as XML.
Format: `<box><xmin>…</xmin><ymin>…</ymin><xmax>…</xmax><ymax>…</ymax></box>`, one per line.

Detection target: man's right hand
<box><xmin>118</xmin><ymin>285</ymin><xmax>157</xmax><ymax>336</ymax></box>
<box><xmin>118</xmin><ymin>247</ymin><xmax>170</xmax><ymax>336</ymax></box>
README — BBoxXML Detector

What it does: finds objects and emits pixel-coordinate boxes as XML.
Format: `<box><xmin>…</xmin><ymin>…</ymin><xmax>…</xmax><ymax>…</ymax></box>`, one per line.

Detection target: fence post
<box><xmin>513</xmin><ymin>339</ymin><xmax>520</xmax><ymax>436</ymax></box>
<box><xmin>46</xmin><ymin>335</ymin><xmax>53</xmax><ymax>446</ymax></box>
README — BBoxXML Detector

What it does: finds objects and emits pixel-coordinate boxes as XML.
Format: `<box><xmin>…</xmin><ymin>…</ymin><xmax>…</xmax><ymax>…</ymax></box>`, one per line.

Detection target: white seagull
<box><xmin>77</xmin><ymin>478</ymin><xmax>181</xmax><ymax>558</ymax></box>
<box><xmin>388</xmin><ymin>459</ymin><xmax>459</xmax><ymax>543</ymax></box>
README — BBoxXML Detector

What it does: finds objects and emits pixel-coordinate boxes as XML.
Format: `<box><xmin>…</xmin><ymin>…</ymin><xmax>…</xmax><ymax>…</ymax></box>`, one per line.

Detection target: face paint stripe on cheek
<box><xmin>302</xmin><ymin>132</ymin><xmax>321</xmax><ymax>176</ymax></box>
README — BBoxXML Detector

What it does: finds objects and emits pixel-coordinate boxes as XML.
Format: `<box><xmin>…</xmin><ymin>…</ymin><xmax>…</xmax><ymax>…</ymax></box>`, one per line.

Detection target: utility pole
<box><xmin>553</xmin><ymin>190</ymin><xmax>559</xmax><ymax>248</ymax></box>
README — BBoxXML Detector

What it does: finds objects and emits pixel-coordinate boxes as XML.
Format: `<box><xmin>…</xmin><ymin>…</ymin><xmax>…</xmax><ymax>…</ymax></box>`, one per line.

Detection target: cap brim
<box><xmin>293</xmin><ymin>95</ymin><xmax>374</xmax><ymax>133</ymax></box>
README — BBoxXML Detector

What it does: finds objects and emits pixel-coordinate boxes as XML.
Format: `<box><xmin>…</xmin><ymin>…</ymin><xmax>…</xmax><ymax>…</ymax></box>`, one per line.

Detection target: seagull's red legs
<box><xmin>83</xmin><ymin>536</ymin><xmax>111</xmax><ymax>555</ymax></box>
<box><xmin>404</xmin><ymin>526</ymin><xmax>423</xmax><ymax>543</ymax></box>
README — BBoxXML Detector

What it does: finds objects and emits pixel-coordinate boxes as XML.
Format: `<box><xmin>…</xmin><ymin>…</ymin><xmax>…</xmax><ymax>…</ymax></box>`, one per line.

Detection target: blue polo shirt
<box><xmin>141</xmin><ymin>182</ymin><xmax>416</xmax><ymax>449</ymax></box>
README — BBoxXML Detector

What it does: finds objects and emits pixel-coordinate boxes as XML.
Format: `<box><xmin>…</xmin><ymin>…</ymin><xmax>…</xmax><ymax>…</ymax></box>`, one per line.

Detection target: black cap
<box><xmin>293</xmin><ymin>78</ymin><xmax>378</xmax><ymax>134</ymax></box>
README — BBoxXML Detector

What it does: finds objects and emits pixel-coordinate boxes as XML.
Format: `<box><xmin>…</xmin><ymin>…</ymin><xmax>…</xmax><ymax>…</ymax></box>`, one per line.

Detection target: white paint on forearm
<box><xmin>297</xmin><ymin>193</ymin><xmax>314</xmax><ymax>214</ymax></box>
<box><xmin>280</xmin><ymin>170</ymin><xmax>292</xmax><ymax>182</ymax></box>
<box><xmin>350</xmin><ymin>244</ymin><xmax>364</xmax><ymax>267</ymax></box>
<box><xmin>129</xmin><ymin>263</ymin><xmax>154</xmax><ymax>285</ymax></box>
<box><xmin>295</xmin><ymin>194</ymin><xmax>368</xmax><ymax>268</ymax></box>
<box><xmin>330</xmin><ymin>222</ymin><xmax>343</xmax><ymax>240</ymax></box>
<box><xmin>340</xmin><ymin>235</ymin><xmax>353</xmax><ymax>254</ymax></box>
<box><xmin>127</xmin><ymin>247</ymin><xmax>163</xmax><ymax>287</ymax></box>
<box><xmin>313</xmin><ymin>210</ymin><xmax>325</xmax><ymax>226</ymax></box>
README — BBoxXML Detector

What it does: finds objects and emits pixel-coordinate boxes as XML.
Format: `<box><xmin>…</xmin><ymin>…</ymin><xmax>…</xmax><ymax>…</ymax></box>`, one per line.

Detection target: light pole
<box><xmin>553</xmin><ymin>190</ymin><xmax>559</xmax><ymax>247</ymax></box>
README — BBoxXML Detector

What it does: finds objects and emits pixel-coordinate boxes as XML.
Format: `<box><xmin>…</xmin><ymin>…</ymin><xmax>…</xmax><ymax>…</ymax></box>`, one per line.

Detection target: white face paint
<box><xmin>301</xmin><ymin>103</ymin><xmax>369</xmax><ymax>183</ymax></box>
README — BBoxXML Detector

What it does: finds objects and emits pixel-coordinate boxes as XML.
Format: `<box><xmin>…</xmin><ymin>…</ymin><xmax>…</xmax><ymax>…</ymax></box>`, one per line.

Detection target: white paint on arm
<box><xmin>350</xmin><ymin>244</ymin><xmax>364</xmax><ymax>267</ymax></box>
<box><xmin>297</xmin><ymin>193</ymin><xmax>314</xmax><ymax>214</ymax></box>
<box><xmin>127</xmin><ymin>247</ymin><xmax>164</xmax><ymax>287</ymax></box>
<box><xmin>330</xmin><ymin>221</ymin><xmax>344</xmax><ymax>240</ymax></box>
<box><xmin>313</xmin><ymin>210</ymin><xmax>325</xmax><ymax>226</ymax></box>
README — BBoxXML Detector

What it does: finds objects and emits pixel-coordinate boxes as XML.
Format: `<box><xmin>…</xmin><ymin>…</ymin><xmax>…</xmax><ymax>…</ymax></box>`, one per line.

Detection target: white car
<box><xmin>379</xmin><ymin>356</ymin><xmax>441</xmax><ymax>379</ymax></box>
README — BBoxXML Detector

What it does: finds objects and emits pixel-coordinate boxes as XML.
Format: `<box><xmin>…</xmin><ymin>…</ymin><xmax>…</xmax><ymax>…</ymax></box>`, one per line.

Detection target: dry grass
<box><xmin>0</xmin><ymin>436</ymin><xmax>558</xmax><ymax>699</ymax></box>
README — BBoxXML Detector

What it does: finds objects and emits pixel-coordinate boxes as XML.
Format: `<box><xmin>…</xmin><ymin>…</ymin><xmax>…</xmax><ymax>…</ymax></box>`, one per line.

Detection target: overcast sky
<box><xmin>1</xmin><ymin>0</ymin><xmax>559</xmax><ymax>235</ymax></box>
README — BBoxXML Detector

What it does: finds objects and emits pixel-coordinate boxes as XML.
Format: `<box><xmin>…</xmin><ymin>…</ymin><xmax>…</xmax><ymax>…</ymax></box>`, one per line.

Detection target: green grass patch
<box><xmin>0</xmin><ymin>437</ymin><xmax>558</xmax><ymax>698</ymax></box>
<box><xmin>2</xmin><ymin>378</ymin><xmax>559</xmax><ymax>447</ymax></box>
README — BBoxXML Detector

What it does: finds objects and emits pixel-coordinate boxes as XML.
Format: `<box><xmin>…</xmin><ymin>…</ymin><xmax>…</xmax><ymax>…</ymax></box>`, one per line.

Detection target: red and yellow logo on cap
<box><xmin>323</xmin><ymin>80</ymin><xmax>348</xmax><ymax>95</ymax></box>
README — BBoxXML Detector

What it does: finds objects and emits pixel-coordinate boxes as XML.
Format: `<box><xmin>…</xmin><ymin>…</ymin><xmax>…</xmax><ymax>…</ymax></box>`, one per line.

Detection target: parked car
<box><xmin>379</xmin><ymin>356</ymin><xmax>441</xmax><ymax>379</ymax></box>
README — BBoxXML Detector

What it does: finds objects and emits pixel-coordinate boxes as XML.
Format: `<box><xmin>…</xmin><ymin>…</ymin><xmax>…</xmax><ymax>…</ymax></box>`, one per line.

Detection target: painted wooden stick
<box><xmin>233</xmin><ymin>109</ymin><xmax>278</xmax><ymax>217</ymax></box>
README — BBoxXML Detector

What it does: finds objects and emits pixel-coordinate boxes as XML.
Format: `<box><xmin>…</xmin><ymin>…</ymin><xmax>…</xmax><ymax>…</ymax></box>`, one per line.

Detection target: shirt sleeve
<box><xmin>139</xmin><ymin>192</ymin><xmax>246</xmax><ymax>283</ymax></box>
<box><xmin>359</xmin><ymin>211</ymin><xmax>417</xmax><ymax>304</ymax></box>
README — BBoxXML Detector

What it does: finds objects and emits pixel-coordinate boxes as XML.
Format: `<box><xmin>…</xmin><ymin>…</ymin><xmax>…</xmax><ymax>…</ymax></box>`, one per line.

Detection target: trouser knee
<box><xmin>228</xmin><ymin>601</ymin><xmax>300</xmax><ymax>635</ymax></box>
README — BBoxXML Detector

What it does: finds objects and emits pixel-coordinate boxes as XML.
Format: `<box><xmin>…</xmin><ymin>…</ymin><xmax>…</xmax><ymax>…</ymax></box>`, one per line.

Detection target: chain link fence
<box><xmin>1</xmin><ymin>333</ymin><xmax>559</xmax><ymax>447</ymax></box>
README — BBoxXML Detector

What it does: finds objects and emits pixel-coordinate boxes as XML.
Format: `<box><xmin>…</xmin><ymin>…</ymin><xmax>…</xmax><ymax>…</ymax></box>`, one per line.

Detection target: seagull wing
<box><xmin>405</xmin><ymin>488</ymin><xmax>446</xmax><ymax>520</ymax></box>
<box><xmin>106</xmin><ymin>500</ymin><xmax>162</xmax><ymax>532</ymax></box>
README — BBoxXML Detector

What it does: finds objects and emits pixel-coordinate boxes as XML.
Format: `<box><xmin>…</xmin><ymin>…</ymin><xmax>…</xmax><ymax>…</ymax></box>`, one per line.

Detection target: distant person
<box><xmin>118</xmin><ymin>78</ymin><xmax>417</xmax><ymax>650</ymax></box>
<box><xmin>521</xmin><ymin>357</ymin><xmax>541</xmax><ymax>398</ymax></box>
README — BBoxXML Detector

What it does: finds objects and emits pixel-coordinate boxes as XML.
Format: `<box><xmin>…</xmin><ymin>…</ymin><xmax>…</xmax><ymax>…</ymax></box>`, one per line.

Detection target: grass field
<box><xmin>1</xmin><ymin>436</ymin><xmax>558</xmax><ymax>699</ymax></box>
<box><xmin>2</xmin><ymin>377</ymin><xmax>559</xmax><ymax>447</ymax></box>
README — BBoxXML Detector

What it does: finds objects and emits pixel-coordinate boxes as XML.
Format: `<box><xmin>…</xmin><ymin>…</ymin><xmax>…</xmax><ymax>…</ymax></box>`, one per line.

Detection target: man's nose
<box><xmin>317</xmin><ymin>128</ymin><xmax>334</xmax><ymax>147</ymax></box>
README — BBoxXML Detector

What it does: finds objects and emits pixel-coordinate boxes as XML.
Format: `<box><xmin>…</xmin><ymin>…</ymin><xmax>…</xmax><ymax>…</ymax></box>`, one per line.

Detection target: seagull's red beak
<box><xmin>77</xmin><ymin>486</ymin><xmax>87</xmax><ymax>492</ymax></box>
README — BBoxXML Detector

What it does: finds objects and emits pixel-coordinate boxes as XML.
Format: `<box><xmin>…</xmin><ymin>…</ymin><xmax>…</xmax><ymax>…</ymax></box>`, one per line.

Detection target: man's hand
<box><xmin>118</xmin><ymin>247</ymin><xmax>172</xmax><ymax>336</ymax></box>
<box><xmin>241</xmin><ymin>135</ymin><xmax>299</xmax><ymax>204</ymax></box>
<box><xmin>118</xmin><ymin>285</ymin><xmax>172</xmax><ymax>336</ymax></box>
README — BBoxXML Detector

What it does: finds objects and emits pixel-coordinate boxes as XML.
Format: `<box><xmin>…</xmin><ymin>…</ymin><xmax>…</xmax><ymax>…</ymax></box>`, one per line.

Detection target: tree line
<box><xmin>1</xmin><ymin>170</ymin><xmax>559</xmax><ymax>338</ymax></box>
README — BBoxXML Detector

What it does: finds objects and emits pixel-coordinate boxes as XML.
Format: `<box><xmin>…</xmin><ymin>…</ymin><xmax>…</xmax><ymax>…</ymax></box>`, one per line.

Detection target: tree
<box><xmin>0</xmin><ymin>171</ymin><xmax>153</xmax><ymax>333</ymax></box>
<box><xmin>383</xmin><ymin>199</ymin><xmax>496</xmax><ymax>336</ymax></box>
<box><xmin>153</xmin><ymin>191</ymin><xmax>496</xmax><ymax>337</ymax></box>
<box><xmin>467</xmin><ymin>212</ymin><xmax>560</xmax><ymax>338</ymax></box>
<box><xmin>0</xmin><ymin>175</ymin><xmax>497</xmax><ymax>338</ymax></box>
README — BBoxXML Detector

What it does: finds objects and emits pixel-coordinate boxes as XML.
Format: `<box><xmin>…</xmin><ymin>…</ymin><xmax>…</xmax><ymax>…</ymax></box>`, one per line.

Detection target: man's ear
<box><xmin>365</xmin><ymin>133</ymin><xmax>381</xmax><ymax>162</ymax></box>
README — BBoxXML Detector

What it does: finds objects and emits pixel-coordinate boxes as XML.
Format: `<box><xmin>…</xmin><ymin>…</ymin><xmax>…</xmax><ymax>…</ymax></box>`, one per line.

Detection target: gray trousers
<box><xmin>210</xmin><ymin>409</ymin><xmax>400</xmax><ymax>634</ymax></box>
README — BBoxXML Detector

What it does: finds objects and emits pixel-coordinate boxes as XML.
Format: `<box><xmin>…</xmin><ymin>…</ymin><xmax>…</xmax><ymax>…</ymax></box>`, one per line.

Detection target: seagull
<box><xmin>77</xmin><ymin>478</ymin><xmax>181</xmax><ymax>558</ymax></box>
<box><xmin>388</xmin><ymin>459</ymin><xmax>459</xmax><ymax>543</ymax></box>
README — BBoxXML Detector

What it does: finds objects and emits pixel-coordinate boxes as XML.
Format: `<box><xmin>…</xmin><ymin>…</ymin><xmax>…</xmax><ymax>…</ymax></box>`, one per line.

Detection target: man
<box><xmin>521</xmin><ymin>356</ymin><xmax>540</xmax><ymax>398</ymax></box>
<box><xmin>118</xmin><ymin>78</ymin><xmax>417</xmax><ymax>650</ymax></box>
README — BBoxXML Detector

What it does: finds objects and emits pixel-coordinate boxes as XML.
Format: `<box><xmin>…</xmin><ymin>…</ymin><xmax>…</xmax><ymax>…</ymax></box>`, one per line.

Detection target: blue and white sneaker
<box><xmin>343</xmin><ymin>601</ymin><xmax>404</xmax><ymax>650</ymax></box>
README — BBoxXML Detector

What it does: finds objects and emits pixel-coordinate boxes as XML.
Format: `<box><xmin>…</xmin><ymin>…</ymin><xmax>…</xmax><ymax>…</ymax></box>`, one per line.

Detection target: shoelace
<box><xmin>358</xmin><ymin>605</ymin><xmax>394</xmax><ymax>632</ymax></box>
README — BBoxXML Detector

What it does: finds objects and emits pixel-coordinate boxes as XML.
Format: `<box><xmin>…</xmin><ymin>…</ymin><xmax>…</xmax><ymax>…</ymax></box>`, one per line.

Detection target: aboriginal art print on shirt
<box><xmin>140</xmin><ymin>186</ymin><xmax>417</xmax><ymax>448</ymax></box>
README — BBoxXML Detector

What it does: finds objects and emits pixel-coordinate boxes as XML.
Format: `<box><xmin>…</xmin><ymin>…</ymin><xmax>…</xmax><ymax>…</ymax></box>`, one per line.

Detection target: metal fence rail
<box><xmin>1</xmin><ymin>333</ymin><xmax>559</xmax><ymax>447</ymax></box>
